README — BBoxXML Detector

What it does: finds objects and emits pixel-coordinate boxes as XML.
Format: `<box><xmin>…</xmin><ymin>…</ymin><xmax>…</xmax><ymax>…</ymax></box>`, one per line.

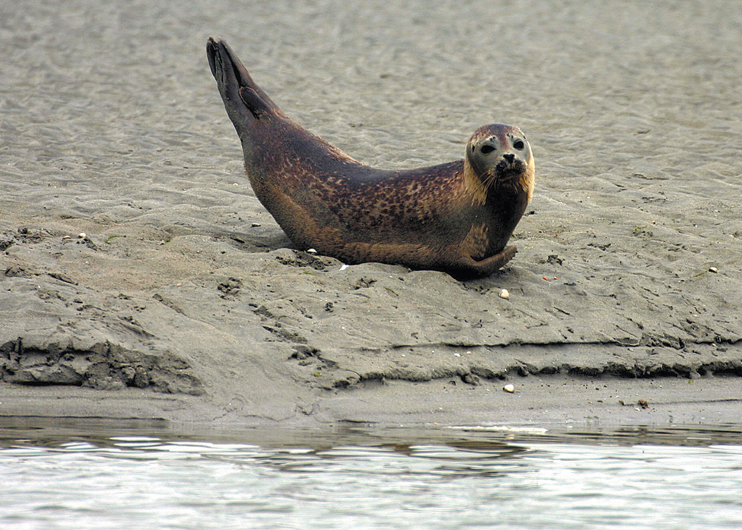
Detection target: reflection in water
<box><xmin>1</xmin><ymin>418</ymin><xmax>742</xmax><ymax>529</ymax></box>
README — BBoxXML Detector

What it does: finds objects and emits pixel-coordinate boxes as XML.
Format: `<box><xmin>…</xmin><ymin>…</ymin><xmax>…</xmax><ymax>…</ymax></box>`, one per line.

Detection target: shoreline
<box><xmin>1</xmin><ymin>373</ymin><xmax>739</xmax><ymax>430</ymax></box>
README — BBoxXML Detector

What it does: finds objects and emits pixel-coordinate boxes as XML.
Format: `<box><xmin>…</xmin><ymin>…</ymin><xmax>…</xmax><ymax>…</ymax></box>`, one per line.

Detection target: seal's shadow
<box><xmin>216</xmin><ymin>229</ymin><xmax>294</xmax><ymax>253</ymax></box>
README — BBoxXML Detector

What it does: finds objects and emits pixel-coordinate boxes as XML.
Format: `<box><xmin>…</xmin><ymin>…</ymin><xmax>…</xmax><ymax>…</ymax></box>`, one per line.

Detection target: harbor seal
<box><xmin>206</xmin><ymin>38</ymin><xmax>534</xmax><ymax>278</ymax></box>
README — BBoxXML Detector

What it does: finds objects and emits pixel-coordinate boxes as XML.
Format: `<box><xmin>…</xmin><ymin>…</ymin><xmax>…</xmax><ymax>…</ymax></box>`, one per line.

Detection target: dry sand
<box><xmin>1</xmin><ymin>0</ymin><xmax>740</xmax><ymax>429</ymax></box>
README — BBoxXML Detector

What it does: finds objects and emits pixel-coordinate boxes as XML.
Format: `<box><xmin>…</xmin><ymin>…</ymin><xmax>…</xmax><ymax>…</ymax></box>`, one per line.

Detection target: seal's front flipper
<box><xmin>468</xmin><ymin>245</ymin><xmax>517</xmax><ymax>277</ymax></box>
<box><xmin>206</xmin><ymin>38</ymin><xmax>283</xmax><ymax>121</ymax></box>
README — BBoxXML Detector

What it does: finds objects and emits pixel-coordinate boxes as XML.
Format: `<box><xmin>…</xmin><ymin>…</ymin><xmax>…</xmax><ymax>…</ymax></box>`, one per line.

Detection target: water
<box><xmin>1</xmin><ymin>419</ymin><xmax>741</xmax><ymax>529</ymax></box>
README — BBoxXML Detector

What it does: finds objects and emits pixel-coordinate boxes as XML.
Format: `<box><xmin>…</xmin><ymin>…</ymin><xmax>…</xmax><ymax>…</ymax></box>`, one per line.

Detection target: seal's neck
<box><xmin>463</xmin><ymin>158</ymin><xmax>488</xmax><ymax>207</ymax></box>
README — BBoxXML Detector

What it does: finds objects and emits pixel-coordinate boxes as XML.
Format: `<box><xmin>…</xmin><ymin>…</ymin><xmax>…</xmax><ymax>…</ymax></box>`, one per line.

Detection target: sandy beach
<box><xmin>1</xmin><ymin>0</ymin><xmax>740</xmax><ymax>428</ymax></box>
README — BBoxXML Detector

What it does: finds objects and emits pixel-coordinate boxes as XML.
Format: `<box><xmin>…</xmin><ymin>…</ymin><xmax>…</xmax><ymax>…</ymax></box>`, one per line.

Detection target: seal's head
<box><xmin>465</xmin><ymin>124</ymin><xmax>535</xmax><ymax>203</ymax></box>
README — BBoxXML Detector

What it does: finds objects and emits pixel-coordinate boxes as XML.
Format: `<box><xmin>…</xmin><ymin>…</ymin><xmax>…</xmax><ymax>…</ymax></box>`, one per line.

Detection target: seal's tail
<box><xmin>206</xmin><ymin>38</ymin><xmax>284</xmax><ymax>121</ymax></box>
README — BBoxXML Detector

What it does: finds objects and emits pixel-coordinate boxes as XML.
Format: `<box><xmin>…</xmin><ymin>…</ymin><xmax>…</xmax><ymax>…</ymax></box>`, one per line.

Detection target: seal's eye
<box><xmin>480</xmin><ymin>145</ymin><xmax>496</xmax><ymax>154</ymax></box>
<box><xmin>513</xmin><ymin>140</ymin><xmax>525</xmax><ymax>150</ymax></box>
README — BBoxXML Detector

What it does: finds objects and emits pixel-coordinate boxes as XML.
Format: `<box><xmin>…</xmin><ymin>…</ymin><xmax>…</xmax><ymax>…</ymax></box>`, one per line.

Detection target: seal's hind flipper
<box><xmin>206</xmin><ymin>38</ymin><xmax>284</xmax><ymax>121</ymax></box>
<box><xmin>239</xmin><ymin>87</ymin><xmax>274</xmax><ymax>118</ymax></box>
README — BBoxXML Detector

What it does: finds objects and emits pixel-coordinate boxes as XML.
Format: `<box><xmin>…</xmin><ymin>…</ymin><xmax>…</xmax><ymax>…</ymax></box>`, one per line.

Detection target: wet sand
<box><xmin>1</xmin><ymin>0</ymin><xmax>740</xmax><ymax>428</ymax></box>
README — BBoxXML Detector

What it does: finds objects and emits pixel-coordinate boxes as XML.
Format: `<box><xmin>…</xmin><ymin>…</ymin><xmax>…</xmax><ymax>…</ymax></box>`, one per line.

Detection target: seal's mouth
<box><xmin>494</xmin><ymin>158</ymin><xmax>526</xmax><ymax>182</ymax></box>
<box><xmin>478</xmin><ymin>157</ymin><xmax>526</xmax><ymax>195</ymax></box>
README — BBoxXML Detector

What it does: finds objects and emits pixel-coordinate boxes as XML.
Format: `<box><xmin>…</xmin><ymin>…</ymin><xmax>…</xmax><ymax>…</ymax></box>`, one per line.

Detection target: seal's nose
<box><xmin>503</xmin><ymin>153</ymin><xmax>515</xmax><ymax>164</ymax></box>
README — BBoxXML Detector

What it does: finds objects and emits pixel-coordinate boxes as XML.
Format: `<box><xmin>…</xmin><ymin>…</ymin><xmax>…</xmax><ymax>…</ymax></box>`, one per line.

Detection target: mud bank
<box><xmin>1</xmin><ymin>0</ymin><xmax>740</xmax><ymax>427</ymax></box>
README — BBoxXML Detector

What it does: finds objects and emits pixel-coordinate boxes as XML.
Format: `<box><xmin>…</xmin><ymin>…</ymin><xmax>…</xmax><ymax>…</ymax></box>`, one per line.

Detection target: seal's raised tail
<box><xmin>206</xmin><ymin>38</ymin><xmax>284</xmax><ymax>123</ymax></box>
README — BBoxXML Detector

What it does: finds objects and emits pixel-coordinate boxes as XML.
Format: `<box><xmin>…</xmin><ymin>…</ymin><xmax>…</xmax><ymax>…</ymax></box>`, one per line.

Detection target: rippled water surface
<box><xmin>1</xmin><ymin>419</ymin><xmax>742</xmax><ymax>529</ymax></box>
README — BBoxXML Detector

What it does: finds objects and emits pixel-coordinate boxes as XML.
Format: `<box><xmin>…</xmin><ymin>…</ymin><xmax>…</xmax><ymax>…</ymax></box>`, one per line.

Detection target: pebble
<box><xmin>709</xmin><ymin>267</ymin><xmax>718</xmax><ymax>273</ymax></box>
<box><xmin>78</xmin><ymin>232</ymin><xmax>86</xmax><ymax>239</ymax></box>
<box><xmin>306</xmin><ymin>248</ymin><xmax>317</xmax><ymax>254</ymax></box>
<box><xmin>499</xmin><ymin>289</ymin><xmax>510</xmax><ymax>300</ymax></box>
<box><xmin>503</xmin><ymin>384</ymin><xmax>515</xmax><ymax>393</ymax></box>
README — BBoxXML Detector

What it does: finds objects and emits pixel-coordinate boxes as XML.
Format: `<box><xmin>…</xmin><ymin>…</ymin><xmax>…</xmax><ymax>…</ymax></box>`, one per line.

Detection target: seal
<box><xmin>206</xmin><ymin>38</ymin><xmax>534</xmax><ymax>278</ymax></box>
